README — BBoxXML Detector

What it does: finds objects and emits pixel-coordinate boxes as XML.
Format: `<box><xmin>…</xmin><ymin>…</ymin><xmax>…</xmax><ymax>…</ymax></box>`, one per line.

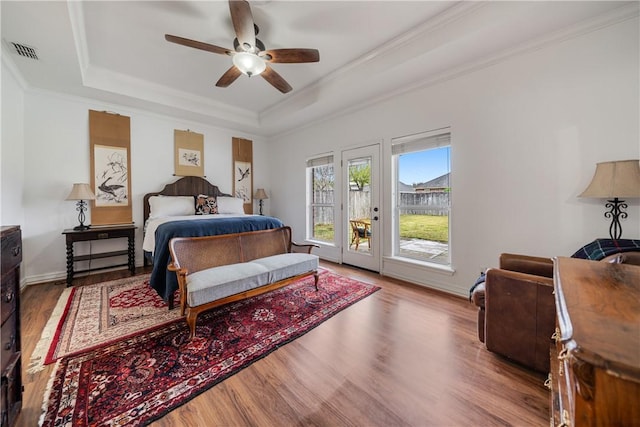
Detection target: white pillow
<box><xmin>217</xmin><ymin>196</ymin><xmax>245</xmax><ymax>214</ymax></box>
<box><xmin>149</xmin><ymin>195</ymin><xmax>195</xmax><ymax>218</ymax></box>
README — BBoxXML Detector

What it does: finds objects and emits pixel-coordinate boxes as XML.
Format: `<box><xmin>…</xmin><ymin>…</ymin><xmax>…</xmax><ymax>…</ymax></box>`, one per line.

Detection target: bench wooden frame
<box><xmin>168</xmin><ymin>226</ymin><xmax>319</xmax><ymax>339</ymax></box>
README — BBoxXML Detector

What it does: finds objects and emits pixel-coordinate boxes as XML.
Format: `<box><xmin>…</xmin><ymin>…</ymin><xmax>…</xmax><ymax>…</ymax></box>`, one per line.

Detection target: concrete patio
<box><xmin>352</xmin><ymin>238</ymin><xmax>449</xmax><ymax>264</ymax></box>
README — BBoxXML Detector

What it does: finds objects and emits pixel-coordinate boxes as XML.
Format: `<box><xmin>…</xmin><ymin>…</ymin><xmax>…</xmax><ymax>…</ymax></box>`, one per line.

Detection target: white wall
<box><xmin>267</xmin><ymin>17</ymin><xmax>640</xmax><ymax>296</ymax></box>
<box><xmin>13</xmin><ymin>88</ymin><xmax>269</xmax><ymax>285</ymax></box>
<box><xmin>1</xmin><ymin>60</ymin><xmax>26</xmax><ymax>228</ymax></box>
<box><xmin>4</xmin><ymin>15</ymin><xmax>638</xmax><ymax>293</ymax></box>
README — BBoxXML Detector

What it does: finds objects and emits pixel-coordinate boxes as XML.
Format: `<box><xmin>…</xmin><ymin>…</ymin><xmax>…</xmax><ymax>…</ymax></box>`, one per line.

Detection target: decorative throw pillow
<box><xmin>195</xmin><ymin>194</ymin><xmax>218</xmax><ymax>215</ymax></box>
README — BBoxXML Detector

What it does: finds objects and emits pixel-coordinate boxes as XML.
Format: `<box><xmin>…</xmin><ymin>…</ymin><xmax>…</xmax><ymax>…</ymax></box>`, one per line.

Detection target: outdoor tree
<box><xmin>349</xmin><ymin>164</ymin><xmax>370</xmax><ymax>191</ymax></box>
<box><xmin>313</xmin><ymin>165</ymin><xmax>334</xmax><ymax>192</ymax></box>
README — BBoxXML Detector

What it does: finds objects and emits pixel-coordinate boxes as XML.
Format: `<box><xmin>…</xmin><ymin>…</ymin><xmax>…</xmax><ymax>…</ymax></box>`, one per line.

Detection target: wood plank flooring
<box><xmin>17</xmin><ymin>262</ymin><xmax>549</xmax><ymax>426</ymax></box>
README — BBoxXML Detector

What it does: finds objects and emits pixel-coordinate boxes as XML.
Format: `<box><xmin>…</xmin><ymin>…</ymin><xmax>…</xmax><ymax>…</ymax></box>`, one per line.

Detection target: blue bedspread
<box><xmin>150</xmin><ymin>215</ymin><xmax>284</xmax><ymax>302</ymax></box>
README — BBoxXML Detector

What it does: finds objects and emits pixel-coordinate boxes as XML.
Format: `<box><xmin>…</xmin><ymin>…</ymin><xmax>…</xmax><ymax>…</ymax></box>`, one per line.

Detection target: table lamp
<box><xmin>66</xmin><ymin>183</ymin><xmax>96</xmax><ymax>230</ymax></box>
<box><xmin>579</xmin><ymin>159</ymin><xmax>640</xmax><ymax>240</ymax></box>
<box><xmin>254</xmin><ymin>188</ymin><xmax>268</xmax><ymax>215</ymax></box>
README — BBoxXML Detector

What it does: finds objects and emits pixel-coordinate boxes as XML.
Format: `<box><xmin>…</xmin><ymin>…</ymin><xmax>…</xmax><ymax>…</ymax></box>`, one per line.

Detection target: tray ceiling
<box><xmin>1</xmin><ymin>1</ymin><xmax>635</xmax><ymax>137</ymax></box>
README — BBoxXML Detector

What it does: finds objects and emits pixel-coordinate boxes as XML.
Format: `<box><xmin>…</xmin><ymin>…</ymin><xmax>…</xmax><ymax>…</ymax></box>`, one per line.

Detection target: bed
<box><xmin>142</xmin><ymin>176</ymin><xmax>284</xmax><ymax>307</ymax></box>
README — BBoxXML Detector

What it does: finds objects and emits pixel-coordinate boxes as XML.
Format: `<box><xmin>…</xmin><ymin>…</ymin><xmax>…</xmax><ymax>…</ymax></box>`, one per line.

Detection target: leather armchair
<box><xmin>471</xmin><ymin>253</ymin><xmax>555</xmax><ymax>373</ymax></box>
<box><xmin>471</xmin><ymin>251</ymin><xmax>640</xmax><ymax>373</ymax></box>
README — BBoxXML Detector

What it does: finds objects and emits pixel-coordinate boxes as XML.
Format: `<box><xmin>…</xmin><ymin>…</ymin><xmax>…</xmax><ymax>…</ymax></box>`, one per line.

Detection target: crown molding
<box><xmin>260</xmin><ymin>1</ymin><xmax>485</xmax><ymax>120</ymax></box>
<box><xmin>67</xmin><ymin>0</ymin><xmax>90</xmax><ymax>80</ymax></box>
<box><xmin>266</xmin><ymin>2</ymin><xmax>639</xmax><ymax>140</ymax></box>
<box><xmin>82</xmin><ymin>64</ymin><xmax>260</xmax><ymax>127</ymax></box>
<box><xmin>54</xmin><ymin>1</ymin><xmax>640</xmax><ymax>139</ymax></box>
<box><xmin>66</xmin><ymin>0</ymin><xmax>260</xmax><ymax>131</ymax></box>
<box><xmin>21</xmin><ymin>84</ymin><xmax>266</xmax><ymax>144</ymax></box>
<box><xmin>1</xmin><ymin>50</ymin><xmax>29</xmax><ymax>91</ymax></box>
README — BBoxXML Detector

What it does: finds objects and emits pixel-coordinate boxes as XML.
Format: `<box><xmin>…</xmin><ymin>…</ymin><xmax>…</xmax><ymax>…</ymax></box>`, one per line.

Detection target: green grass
<box><xmin>313</xmin><ymin>223</ymin><xmax>334</xmax><ymax>242</ymax></box>
<box><xmin>312</xmin><ymin>215</ymin><xmax>448</xmax><ymax>243</ymax></box>
<box><xmin>399</xmin><ymin>214</ymin><xmax>448</xmax><ymax>243</ymax></box>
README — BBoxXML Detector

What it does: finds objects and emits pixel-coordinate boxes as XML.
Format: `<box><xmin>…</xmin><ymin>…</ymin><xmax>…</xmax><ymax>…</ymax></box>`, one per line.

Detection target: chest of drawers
<box><xmin>1</xmin><ymin>225</ymin><xmax>22</xmax><ymax>427</ymax></box>
<box><xmin>550</xmin><ymin>257</ymin><xmax>640</xmax><ymax>426</ymax></box>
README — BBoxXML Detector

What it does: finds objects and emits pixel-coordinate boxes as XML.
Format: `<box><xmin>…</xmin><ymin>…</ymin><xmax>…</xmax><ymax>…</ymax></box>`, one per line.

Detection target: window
<box><xmin>306</xmin><ymin>154</ymin><xmax>335</xmax><ymax>243</ymax></box>
<box><xmin>392</xmin><ymin>130</ymin><xmax>451</xmax><ymax>266</ymax></box>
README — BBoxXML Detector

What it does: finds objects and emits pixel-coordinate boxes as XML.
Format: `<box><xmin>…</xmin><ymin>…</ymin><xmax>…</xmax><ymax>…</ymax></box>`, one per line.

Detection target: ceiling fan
<box><xmin>165</xmin><ymin>0</ymin><xmax>320</xmax><ymax>94</ymax></box>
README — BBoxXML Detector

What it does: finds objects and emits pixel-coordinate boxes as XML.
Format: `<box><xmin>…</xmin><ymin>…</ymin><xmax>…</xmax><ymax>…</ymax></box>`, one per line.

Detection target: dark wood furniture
<box><xmin>1</xmin><ymin>225</ymin><xmax>22</xmax><ymax>427</ymax></box>
<box><xmin>62</xmin><ymin>225</ymin><xmax>136</xmax><ymax>286</ymax></box>
<box><xmin>142</xmin><ymin>176</ymin><xmax>231</xmax><ymax>267</ymax></box>
<box><xmin>550</xmin><ymin>257</ymin><xmax>640</xmax><ymax>426</ymax></box>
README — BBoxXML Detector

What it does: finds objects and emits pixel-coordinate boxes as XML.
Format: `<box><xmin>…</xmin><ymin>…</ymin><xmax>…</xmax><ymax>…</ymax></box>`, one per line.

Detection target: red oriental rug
<box><xmin>28</xmin><ymin>274</ymin><xmax>181</xmax><ymax>373</ymax></box>
<box><xmin>39</xmin><ymin>271</ymin><xmax>379</xmax><ymax>426</ymax></box>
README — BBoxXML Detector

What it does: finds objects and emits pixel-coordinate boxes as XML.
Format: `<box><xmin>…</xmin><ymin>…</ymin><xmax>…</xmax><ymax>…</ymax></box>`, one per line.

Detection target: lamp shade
<box><xmin>254</xmin><ymin>188</ymin><xmax>268</xmax><ymax>200</ymax></box>
<box><xmin>66</xmin><ymin>183</ymin><xmax>96</xmax><ymax>201</ymax></box>
<box><xmin>579</xmin><ymin>160</ymin><xmax>640</xmax><ymax>199</ymax></box>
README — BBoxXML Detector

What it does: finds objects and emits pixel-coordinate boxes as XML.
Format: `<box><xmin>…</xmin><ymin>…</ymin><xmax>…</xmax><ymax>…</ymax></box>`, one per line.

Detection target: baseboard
<box><xmin>23</xmin><ymin>271</ymin><xmax>66</xmax><ymax>288</ymax></box>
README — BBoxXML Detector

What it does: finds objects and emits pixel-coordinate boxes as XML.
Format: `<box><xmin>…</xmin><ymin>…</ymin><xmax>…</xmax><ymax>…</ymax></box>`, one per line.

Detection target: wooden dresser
<box><xmin>550</xmin><ymin>257</ymin><xmax>640</xmax><ymax>427</ymax></box>
<box><xmin>1</xmin><ymin>226</ymin><xmax>22</xmax><ymax>427</ymax></box>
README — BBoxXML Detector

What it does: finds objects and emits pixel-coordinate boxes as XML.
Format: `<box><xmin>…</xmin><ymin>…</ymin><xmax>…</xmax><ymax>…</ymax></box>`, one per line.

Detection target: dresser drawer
<box><xmin>0</xmin><ymin>270</ymin><xmax>17</xmax><ymax>326</ymax></box>
<box><xmin>0</xmin><ymin>313</ymin><xmax>17</xmax><ymax>373</ymax></box>
<box><xmin>1</xmin><ymin>352</ymin><xmax>22</xmax><ymax>427</ymax></box>
<box><xmin>0</xmin><ymin>226</ymin><xmax>20</xmax><ymax>427</ymax></box>
<box><xmin>551</xmin><ymin>342</ymin><xmax>576</xmax><ymax>427</ymax></box>
<box><xmin>0</xmin><ymin>230</ymin><xmax>21</xmax><ymax>275</ymax></box>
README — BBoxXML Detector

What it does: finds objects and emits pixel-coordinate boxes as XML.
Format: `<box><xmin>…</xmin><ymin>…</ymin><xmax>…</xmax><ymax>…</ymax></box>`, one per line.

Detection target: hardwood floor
<box><xmin>17</xmin><ymin>262</ymin><xmax>549</xmax><ymax>426</ymax></box>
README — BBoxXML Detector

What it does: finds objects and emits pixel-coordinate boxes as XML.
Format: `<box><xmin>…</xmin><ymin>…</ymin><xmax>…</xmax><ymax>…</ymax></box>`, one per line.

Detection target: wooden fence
<box><xmin>399</xmin><ymin>192</ymin><xmax>449</xmax><ymax>216</ymax></box>
<box><xmin>313</xmin><ymin>190</ymin><xmax>335</xmax><ymax>225</ymax></box>
<box><xmin>313</xmin><ymin>190</ymin><xmax>449</xmax><ymax>224</ymax></box>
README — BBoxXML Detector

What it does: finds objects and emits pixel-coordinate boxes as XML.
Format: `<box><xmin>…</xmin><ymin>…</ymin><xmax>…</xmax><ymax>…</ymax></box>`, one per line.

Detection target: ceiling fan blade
<box><xmin>261</xmin><ymin>65</ymin><xmax>292</xmax><ymax>94</ymax></box>
<box><xmin>165</xmin><ymin>34</ymin><xmax>231</xmax><ymax>55</ymax></box>
<box><xmin>216</xmin><ymin>66</ymin><xmax>242</xmax><ymax>88</ymax></box>
<box><xmin>262</xmin><ymin>49</ymin><xmax>320</xmax><ymax>63</ymax></box>
<box><xmin>229</xmin><ymin>0</ymin><xmax>256</xmax><ymax>52</ymax></box>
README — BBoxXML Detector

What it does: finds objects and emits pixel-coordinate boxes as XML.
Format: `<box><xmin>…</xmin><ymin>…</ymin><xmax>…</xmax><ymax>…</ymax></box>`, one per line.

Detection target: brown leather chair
<box><xmin>471</xmin><ymin>253</ymin><xmax>555</xmax><ymax>372</ymax></box>
<box><xmin>471</xmin><ymin>251</ymin><xmax>640</xmax><ymax>373</ymax></box>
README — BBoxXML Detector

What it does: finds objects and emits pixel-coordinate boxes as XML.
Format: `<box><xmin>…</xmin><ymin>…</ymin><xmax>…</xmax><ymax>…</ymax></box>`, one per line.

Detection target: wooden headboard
<box><xmin>143</xmin><ymin>176</ymin><xmax>231</xmax><ymax>225</ymax></box>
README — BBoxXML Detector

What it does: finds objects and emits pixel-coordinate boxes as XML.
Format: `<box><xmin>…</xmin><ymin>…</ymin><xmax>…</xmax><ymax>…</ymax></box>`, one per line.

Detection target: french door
<box><xmin>342</xmin><ymin>144</ymin><xmax>380</xmax><ymax>272</ymax></box>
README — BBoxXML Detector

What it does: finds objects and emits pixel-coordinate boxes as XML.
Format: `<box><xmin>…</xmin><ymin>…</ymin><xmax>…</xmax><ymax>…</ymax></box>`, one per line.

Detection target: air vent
<box><xmin>10</xmin><ymin>42</ymin><xmax>38</xmax><ymax>60</ymax></box>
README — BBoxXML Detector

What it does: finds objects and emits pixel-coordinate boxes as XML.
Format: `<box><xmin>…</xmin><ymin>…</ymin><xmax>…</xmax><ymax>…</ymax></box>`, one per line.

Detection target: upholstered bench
<box><xmin>168</xmin><ymin>226</ymin><xmax>319</xmax><ymax>339</ymax></box>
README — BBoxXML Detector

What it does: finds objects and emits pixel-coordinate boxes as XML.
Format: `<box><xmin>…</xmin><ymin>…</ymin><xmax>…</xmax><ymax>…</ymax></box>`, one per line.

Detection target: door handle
<box><xmin>373</xmin><ymin>216</ymin><xmax>379</xmax><ymax>221</ymax></box>
<box><xmin>373</xmin><ymin>207</ymin><xmax>379</xmax><ymax>212</ymax></box>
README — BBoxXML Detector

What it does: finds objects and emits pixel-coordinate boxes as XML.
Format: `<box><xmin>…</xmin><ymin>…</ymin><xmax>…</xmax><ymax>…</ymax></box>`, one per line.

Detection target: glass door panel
<box><xmin>342</xmin><ymin>145</ymin><xmax>379</xmax><ymax>271</ymax></box>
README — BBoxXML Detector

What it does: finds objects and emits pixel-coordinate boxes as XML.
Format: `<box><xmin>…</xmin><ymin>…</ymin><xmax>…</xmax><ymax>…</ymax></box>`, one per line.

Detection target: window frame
<box><xmin>306</xmin><ymin>153</ymin><xmax>336</xmax><ymax>245</ymax></box>
<box><xmin>391</xmin><ymin>128</ymin><xmax>451</xmax><ymax>267</ymax></box>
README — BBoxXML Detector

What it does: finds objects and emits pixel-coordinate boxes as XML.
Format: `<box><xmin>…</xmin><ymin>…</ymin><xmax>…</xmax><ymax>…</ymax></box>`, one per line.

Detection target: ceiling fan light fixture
<box><xmin>233</xmin><ymin>52</ymin><xmax>266</xmax><ymax>77</ymax></box>
<box><xmin>166</xmin><ymin>0</ymin><xmax>318</xmax><ymax>92</ymax></box>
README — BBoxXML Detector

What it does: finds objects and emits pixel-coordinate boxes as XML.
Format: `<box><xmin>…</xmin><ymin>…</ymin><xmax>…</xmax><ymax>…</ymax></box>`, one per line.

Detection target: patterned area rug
<box><xmin>28</xmin><ymin>274</ymin><xmax>181</xmax><ymax>373</ymax></box>
<box><xmin>40</xmin><ymin>271</ymin><xmax>379</xmax><ymax>426</ymax></box>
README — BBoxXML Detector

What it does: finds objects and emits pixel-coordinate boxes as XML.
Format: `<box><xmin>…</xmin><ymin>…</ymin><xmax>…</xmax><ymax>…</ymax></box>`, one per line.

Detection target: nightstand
<box><xmin>62</xmin><ymin>225</ymin><xmax>137</xmax><ymax>286</ymax></box>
